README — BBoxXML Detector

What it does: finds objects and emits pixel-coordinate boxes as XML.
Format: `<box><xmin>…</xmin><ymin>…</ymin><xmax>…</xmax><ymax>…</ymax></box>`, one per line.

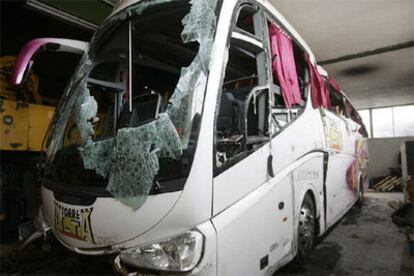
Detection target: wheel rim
<box><xmin>298</xmin><ymin>202</ymin><xmax>315</xmax><ymax>252</ymax></box>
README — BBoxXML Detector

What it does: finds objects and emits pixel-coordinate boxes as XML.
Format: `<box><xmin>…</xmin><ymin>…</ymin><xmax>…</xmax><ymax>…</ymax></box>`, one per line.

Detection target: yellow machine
<box><xmin>1</xmin><ymin>56</ymin><xmax>56</xmax><ymax>238</ymax></box>
<box><xmin>0</xmin><ymin>99</ymin><xmax>55</xmax><ymax>151</ymax></box>
<box><xmin>0</xmin><ymin>56</ymin><xmax>55</xmax><ymax>152</ymax></box>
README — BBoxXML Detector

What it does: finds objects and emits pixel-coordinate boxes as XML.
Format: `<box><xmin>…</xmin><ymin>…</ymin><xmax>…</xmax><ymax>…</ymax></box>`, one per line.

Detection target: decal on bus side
<box><xmin>296</xmin><ymin>169</ymin><xmax>320</xmax><ymax>181</ymax></box>
<box><xmin>346</xmin><ymin>139</ymin><xmax>368</xmax><ymax>192</ymax></box>
<box><xmin>323</xmin><ymin>115</ymin><xmax>343</xmax><ymax>150</ymax></box>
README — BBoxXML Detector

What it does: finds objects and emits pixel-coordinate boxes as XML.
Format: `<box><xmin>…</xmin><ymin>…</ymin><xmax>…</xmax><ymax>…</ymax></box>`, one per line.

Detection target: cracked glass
<box><xmin>43</xmin><ymin>0</ymin><xmax>219</xmax><ymax>208</ymax></box>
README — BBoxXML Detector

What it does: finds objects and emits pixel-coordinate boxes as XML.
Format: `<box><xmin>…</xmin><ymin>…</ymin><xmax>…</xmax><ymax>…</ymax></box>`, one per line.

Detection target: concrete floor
<box><xmin>1</xmin><ymin>192</ymin><xmax>413</xmax><ymax>275</ymax></box>
<box><xmin>277</xmin><ymin>192</ymin><xmax>413</xmax><ymax>275</ymax></box>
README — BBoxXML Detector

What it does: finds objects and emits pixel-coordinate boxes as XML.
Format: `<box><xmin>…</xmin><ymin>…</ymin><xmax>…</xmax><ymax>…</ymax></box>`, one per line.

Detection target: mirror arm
<box><xmin>11</xmin><ymin>38</ymin><xmax>88</xmax><ymax>86</ymax></box>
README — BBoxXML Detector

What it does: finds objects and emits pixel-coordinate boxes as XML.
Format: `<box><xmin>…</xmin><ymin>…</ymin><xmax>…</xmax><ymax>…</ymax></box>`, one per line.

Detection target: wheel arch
<box><xmin>293</xmin><ymin>187</ymin><xmax>318</xmax><ymax>261</ymax></box>
<box><xmin>297</xmin><ymin>185</ymin><xmax>320</xmax><ymax>221</ymax></box>
<box><xmin>294</xmin><ymin>185</ymin><xmax>321</xmax><ymax>244</ymax></box>
<box><xmin>304</xmin><ymin>189</ymin><xmax>320</xmax><ymax>237</ymax></box>
<box><xmin>293</xmin><ymin>150</ymin><xmax>328</xmax><ymax>237</ymax></box>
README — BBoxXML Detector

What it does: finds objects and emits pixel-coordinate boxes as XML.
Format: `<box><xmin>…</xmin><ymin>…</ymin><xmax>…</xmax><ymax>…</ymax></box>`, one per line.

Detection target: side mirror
<box><xmin>11</xmin><ymin>38</ymin><xmax>88</xmax><ymax>86</ymax></box>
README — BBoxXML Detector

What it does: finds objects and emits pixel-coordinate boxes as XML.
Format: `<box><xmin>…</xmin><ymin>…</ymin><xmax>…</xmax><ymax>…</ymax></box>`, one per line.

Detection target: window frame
<box><xmin>325</xmin><ymin>82</ymin><xmax>348</xmax><ymax>118</ymax></box>
<box><xmin>264</xmin><ymin>12</ymin><xmax>310</xmax><ymax>137</ymax></box>
<box><xmin>360</xmin><ymin>104</ymin><xmax>414</xmax><ymax>138</ymax></box>
<box><xmin>213</xmin><ymin>1</ymin><xmax>272</xmax><ymax>176</ymax></box>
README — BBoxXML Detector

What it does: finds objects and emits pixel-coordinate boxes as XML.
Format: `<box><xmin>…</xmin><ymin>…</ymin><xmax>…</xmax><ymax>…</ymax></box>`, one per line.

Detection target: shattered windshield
<box><xmin>43</xmin><ymin>0</ymin><xmax>218</xmax><ymax>209</ymax></box>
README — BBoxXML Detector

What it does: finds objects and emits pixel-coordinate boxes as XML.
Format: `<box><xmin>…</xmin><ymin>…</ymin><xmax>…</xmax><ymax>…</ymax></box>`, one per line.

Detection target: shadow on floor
<box><xmin>276</xmin><ymin>192</ymin><xmax>408</xmax><ymax>276</ymax></box>
<box><xmin>277</xmin><ymin>241</ymin><xmax>345</xmax><ymax>275</ymax></box>
<box><xmin>1</xmin><ymin>238</ymin><xmax>114</xmax><ymax>275</ymax></box>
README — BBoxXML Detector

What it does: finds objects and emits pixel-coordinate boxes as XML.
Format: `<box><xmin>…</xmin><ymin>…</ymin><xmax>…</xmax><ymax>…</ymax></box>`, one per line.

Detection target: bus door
<box><xmin>212</xmin><ymin>5</ymin><xmax>295</xmax><ymax>273</ymax></box>
<box><xmin>213</xmin><ymin>4</ymin><xmax>272</xmax><ymax>216</ymax></box>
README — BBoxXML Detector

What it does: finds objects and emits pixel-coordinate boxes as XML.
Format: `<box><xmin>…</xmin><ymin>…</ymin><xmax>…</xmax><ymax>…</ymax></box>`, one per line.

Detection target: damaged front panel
<box><xmin>105</xmin><ymin>0</ymin><xmax>172</xmax><ymax>26</ymax></box>
<box><xmin>74</xmin><ymin>80</ymin><xmax>98</xmax><ymax>143</ymax></box>
<box><xmin>80</xmin><ymin>138</ymin><xmax>115</xmax><ymax>178</ymax></box>
<box><xmin>108</xmin><ymin>129</ymin><xmax>159</xmax><ymax>198</ymax></box>
<box><xmin>77</xmin><ymin>100</ymin><xmax>182</xmax><ymax>210</ymax></box>
<box><xmin>106</xmin><ymin>114</ymin><xmax>182</xmax><ymax>200</ymax></box>
<box><xmin>167</xmin><ymin>0</ymin><xmax>218</xmax><ymax>147</ymax></box>
<box><xmin>181</xmin><ymin>0</ymin><xmax>217</xmax><ymax>71</ymax></box>
<box><xmin>44</xmin><ymin>0</ymin><xmax>219</xmax><ymax>209</ymax></box>
<box><xmin>167</xmin><ymin>64</ymin><xmax>206</xmax><ymax>148</ymax></box>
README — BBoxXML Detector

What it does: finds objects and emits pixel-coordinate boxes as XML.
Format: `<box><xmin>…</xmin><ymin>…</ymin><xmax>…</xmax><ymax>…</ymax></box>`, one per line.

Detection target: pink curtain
<box><xmin>329</xmin><ymin>77</ymin><xmax>341</xmax><ymax>92</ymax></box>
<box><xmin>269</xmin><ymin>23</ymin><xmax>302</xmax><ymax>109</ymax></box>
<box><xmin>304</xmin><ymin>54</ymin><xmax>330</xmax><ymax>109</ymax></box>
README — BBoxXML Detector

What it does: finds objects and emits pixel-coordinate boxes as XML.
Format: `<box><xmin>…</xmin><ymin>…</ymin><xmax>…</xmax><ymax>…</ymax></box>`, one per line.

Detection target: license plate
<box><xmin>54</xmin><ymin>201</ymin><xmax>95</xmax><ymax>244</ymax></box>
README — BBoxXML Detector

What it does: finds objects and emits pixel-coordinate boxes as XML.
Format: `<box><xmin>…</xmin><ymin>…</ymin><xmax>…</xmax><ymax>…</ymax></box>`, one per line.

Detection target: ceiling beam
<box><xmin>319</xmin><ymin>40</ymin><xmax>414</xmax><ymax>65</ymax></box>
<box><xmin>26</xmin><ymin>0</ymin><xmax>98</xmax><ymax>31</ymax></box>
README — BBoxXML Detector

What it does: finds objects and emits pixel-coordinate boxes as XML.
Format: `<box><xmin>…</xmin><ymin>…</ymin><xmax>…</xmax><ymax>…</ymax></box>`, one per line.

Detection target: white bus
<box><xmin>13</xmin><ymin>0</ymin><xmax>369</xmax><ymax>274</ymax></box>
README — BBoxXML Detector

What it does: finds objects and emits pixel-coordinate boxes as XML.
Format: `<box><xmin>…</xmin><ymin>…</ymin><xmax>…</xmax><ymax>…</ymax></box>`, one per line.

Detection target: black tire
<box><xmin>296</xmin><ymin>193</ymin><xmax>316</xmax><ymax>262</ymax></box>
<box><xmin>357</xmin><ymin>177</ymin><xmax>364</xmax><ymax>205</ymax></box>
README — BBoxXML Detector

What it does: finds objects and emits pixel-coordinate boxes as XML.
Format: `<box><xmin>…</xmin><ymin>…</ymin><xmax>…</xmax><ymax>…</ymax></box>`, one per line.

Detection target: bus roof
<box><xmin>108</xmin><ymin>0</ymin><xmax>317</xmax><ymax>64</ymax></box>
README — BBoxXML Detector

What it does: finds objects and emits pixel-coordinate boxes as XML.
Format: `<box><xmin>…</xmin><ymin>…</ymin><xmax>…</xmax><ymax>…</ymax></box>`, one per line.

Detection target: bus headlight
<box><xmin>119</xmin><ymin>230</ymin><xmax>204</xmax><ymax>272</ymax></box>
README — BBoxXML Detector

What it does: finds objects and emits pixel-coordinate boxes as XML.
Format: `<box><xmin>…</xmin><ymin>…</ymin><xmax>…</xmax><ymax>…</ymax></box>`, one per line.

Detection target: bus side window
<box><xmin>268</xmin><ymin>21</ymin><xmax>308</xmax><ymax>133</ymax></box>
<box><xmin>327</xmin><ymin>83</ymin><xmax>346</xmax><ymax>117</ymax></box>
<box><xmin>236</xmin><ymin>5</ymin><xmax>260</xmax><ymax>36</ymax></box>
<box><xmin>344</xmin><ymin>99</ymin><xmax>357</xmax><ymax>121</ymax></box>
<box><xmin>215</xmin><ymin>5</ymin><xmax>268</xmax><ymax>172</ymax></box>
<box><xmin>345</xmin><ymin>99</ymin><xmax>369</xmax><ymax>137</ymax></box>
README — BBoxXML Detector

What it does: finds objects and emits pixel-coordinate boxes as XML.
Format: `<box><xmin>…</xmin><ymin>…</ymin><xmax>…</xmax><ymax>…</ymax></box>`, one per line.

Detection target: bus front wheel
<box><xmin>296</xmin><ymin>193</ymin><xmax>316</xmax><ymax>261</ymax></box>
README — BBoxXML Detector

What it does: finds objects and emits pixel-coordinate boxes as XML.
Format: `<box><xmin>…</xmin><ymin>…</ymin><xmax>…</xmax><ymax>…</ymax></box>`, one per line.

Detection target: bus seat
<box><xmin>217</xmin><ymin>92</ymin><xmax>242</xmax><ymax>134</ymax></box>
<box><xmin>231</xmin><ymin>85</ymin><xmax>255</xmax><ymax>102</ymax></box>
<box><xmin>117</xmin><ymin>93</ymin><xmax>161</xmax><ymax>129</ymax></box>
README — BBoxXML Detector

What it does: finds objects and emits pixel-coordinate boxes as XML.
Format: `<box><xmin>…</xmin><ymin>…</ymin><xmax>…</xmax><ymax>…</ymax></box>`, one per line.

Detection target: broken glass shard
<box><xmin>74</xmin><ymin>80</ymin><xmax>98</xmax><ymax>143</ymax></box>
<box><xmin>105</xmin><ymin>113</ymin><xmax>182</xmax><ymax>199</ymax></box>
<box><xmin>79</xmin><ymin>138</ymin><xmax>115</xmax><ymax>177</ymax></box>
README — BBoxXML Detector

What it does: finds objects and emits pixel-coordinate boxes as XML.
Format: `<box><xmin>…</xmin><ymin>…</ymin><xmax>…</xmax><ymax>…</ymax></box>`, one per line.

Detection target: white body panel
<box><xmin>213</xmin><ymin>99</ymin><xmax>325</xmax><ymax>216</ymax></box>
<box><xmin>41</xmin><ymin>188</ymin><xmax>181</xmax><ymax>250</ymax></box>
<box><xmin>213</xmin><ymin>153</ymin><xmax>325</xmax><ymax>275</ymax></box>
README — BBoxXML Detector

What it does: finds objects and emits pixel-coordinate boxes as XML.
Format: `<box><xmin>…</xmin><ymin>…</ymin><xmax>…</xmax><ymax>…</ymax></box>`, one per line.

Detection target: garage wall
<box><xmin>368</xmin><ymin>136</ymin><xmax>414</xmax><ymax>179</ymax></box>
